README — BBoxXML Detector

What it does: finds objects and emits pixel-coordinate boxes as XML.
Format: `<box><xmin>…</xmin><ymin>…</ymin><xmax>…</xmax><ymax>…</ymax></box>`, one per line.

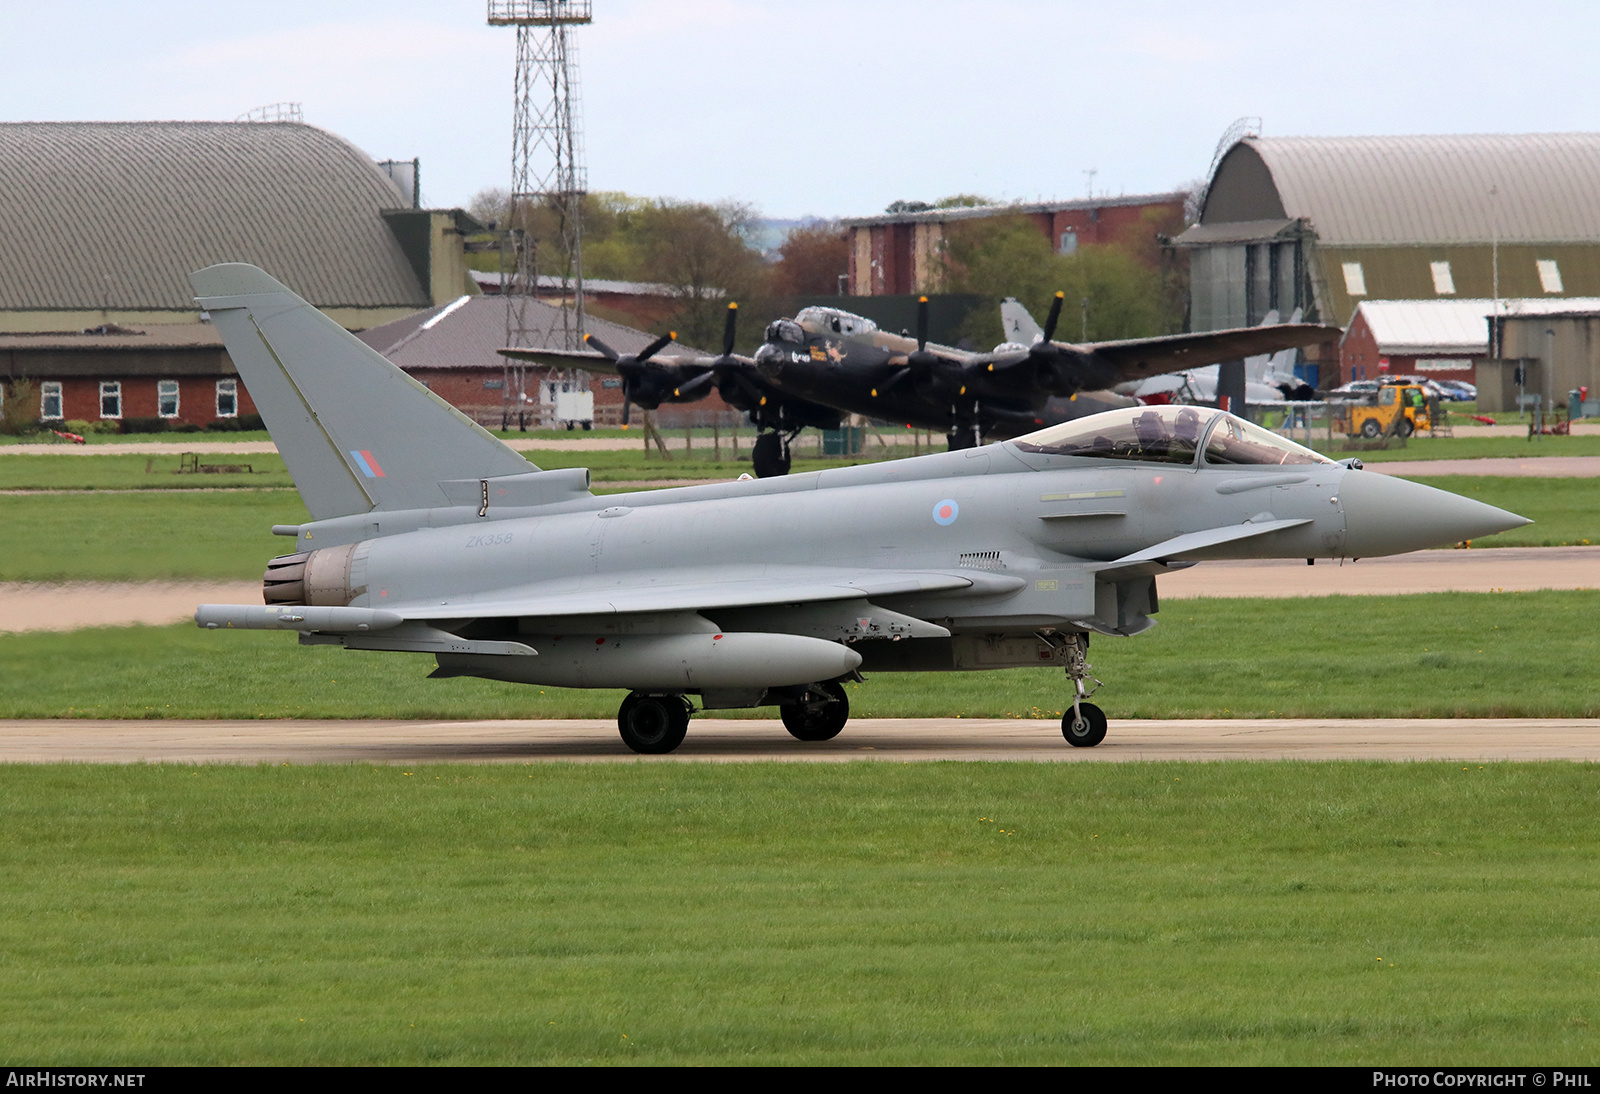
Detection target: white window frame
<box><xmin>1537</xmin><ymin>259</ymin><xmax>1564</xmax><ymax>294</ymax></box>
<box><xmin>40</xmin><ymin>381</ymin><xmax>63</xmax><ymax>420</ymax></box>
<box><xmin>99</xmin><ymin>381</ymin><xmax>121</xmax><ymax>420</ymax></box>
<box><xmin>215</xmin><ymin>378</ymin><xmax>238</xmax><ymax>418</ymax></box>
<box><xmin>157</xmin><ymin>379</ymin><xmax>180</xmax><ymax>419</ymax></box>
<box><xmin>1429</xmin><ymin>261</ymin><xmax>1456</xmax><ymax>295</ymax></box>
<box><xmin>1342</xmin><ymin>262</ymin><xmax>1367</xmax><ymax>296</ymax></box>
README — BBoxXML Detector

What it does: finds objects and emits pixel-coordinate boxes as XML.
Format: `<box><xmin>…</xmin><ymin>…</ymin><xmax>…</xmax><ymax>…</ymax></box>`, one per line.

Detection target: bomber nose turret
<box><xmin>1338</xmin><ymin>470</ymin><xmax>1530</xmax><ymax>557</ymax></box>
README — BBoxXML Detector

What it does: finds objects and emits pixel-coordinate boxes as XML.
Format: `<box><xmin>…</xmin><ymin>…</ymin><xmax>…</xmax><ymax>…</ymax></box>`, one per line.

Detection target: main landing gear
<box><xmin>1050</xmin><ymin>632</ymin><xmax>1108</xmax><ymax>747</ymax></box>
<box><xmin>617</xmin><ymin>692</ymin><xmax>691</xmax><ymax>754</ymax></box>
<box><xmin>614</xmin><ymin>682</ymin><xmax>852</xmax><ymax>754</ymax></box>
<box><xmin>751</xmin><ymin>430</ymin><xmax>796</xmax><ymax>478</ymax></box>
<box><xmin>779</xmin><ymin>682</ymin><xmax>849</xmax><ymax>741</ymax></box>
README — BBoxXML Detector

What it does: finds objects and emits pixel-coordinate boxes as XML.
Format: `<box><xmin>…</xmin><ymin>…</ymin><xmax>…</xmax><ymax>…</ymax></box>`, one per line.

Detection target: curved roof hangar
<box><xmin>1203</xmin><ymin>134</ymin><xmax>1600</xmax><ymax>245</ymax></box>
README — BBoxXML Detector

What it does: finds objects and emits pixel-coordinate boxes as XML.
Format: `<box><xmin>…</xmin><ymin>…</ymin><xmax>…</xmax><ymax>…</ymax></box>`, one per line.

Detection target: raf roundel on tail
<box><xmin>191</xmin><ymin>264</ymin><xmax>1530</xmax><ymax>754</ymax></box>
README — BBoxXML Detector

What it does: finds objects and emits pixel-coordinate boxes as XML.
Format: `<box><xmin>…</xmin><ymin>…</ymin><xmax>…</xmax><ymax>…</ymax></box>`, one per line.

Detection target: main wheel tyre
<box><xmin>1061</xmin><ymin>702</ymin><xmax>1108</xmax><ymax>747</ymax></box>
<box><xmin>752</xmin><ymin>432</ymin><xmax>791</xmax><ymax>478</ymax></box>
<box><xmin>1397</xmin><ymin>418</ymin><xmax>1415</xmax><ymax>438</ymax></box>
<box><xmin>617</xmin><ymin>693</ymin><xmax>690</xmax><ymax>754</ymax></box>
<box><xmin>780</xmin><ymin>682</ymin><xmax>849</xmax><ymax>741</ymax></box>
<box><xmin>1359</xmin><ymin>419</ymin><xmax>1382</xmax><ymax>439</ymax></box>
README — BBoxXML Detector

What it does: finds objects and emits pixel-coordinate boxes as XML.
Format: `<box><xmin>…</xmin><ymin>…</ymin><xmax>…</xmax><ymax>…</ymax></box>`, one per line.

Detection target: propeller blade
<box><xmin>1041</xmin><ymin>291</ymin><xmax>1065</xmax><ymax>344</ymax></box>
<box><xmin>875</xmin><ymin>367</ymin><xmax>914</xmax><ymax>396</ymax></box>
<box><xmin>916</xmin><ymin>295</ymin><xmax>929</xmax><ymax>352</ymax></box>
<box><xmin>722</xmin><ymin>302</ymin><xmax>739</xmax><ymax>358</ymax></box>
<box><xmin>584</xmin><ymin>332</ymin><xmax>621</xmax><ymax>362</ymax></box>
<box><xmin>620</xmin><ymin>378</ymin><xmax>634</xmax><ymax>425</ymax></box>
<box><xmin>672</xmin><ymin>371</ymin><xmax>716</xmax><ymax>399</ymax></box>
<box><xmin>637</xmin><ymin>331</ymin><xmax>676</xmax><ymax>363</ymax></box>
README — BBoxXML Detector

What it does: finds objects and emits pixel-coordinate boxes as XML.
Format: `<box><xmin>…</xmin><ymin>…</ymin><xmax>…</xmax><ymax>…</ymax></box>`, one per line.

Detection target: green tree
<box><xmin>1</xmin><ymin>377</ymin><xmax>37</xmax><ymax>435</ymax></box>
<box><xmin>630</xmin><ymin>200</ymin><xmax>771</xmax><ymax>350</ymax></box>
<box><xmin>770</xmin><ymin>222</ymin><xmax>848</xmax><ymax>297</ymax></box>
<box><xmin>942</xmin><ymin>214</ymin><xmax>1178</xmax><ymax>347</ymax></box>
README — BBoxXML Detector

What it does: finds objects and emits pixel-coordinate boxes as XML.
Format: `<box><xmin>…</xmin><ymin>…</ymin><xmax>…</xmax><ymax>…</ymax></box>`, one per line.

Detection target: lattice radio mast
<box><xmin>488</xmin><ymin>0</ymin><xmax>591</xmax><ymax>428</ymax></box>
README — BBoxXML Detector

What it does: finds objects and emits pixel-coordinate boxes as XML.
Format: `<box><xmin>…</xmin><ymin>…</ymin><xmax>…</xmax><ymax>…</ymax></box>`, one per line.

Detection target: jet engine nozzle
<box><xmin>1338</xmin><ymin>470</ymin><xmax>1530</xmax><ymax>557</ymax></box>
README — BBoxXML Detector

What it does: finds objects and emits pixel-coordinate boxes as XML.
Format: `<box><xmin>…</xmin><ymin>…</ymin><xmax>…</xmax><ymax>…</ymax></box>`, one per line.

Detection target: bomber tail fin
<box><xmin>1000</xmin><ymin>297</ymin><xmax>1045</xmax><ymax>345</ymax></box>
<box><xmin>191</xmin><ymin>264</ymin><xmax>534</xmax><ymax>520</ymax></box>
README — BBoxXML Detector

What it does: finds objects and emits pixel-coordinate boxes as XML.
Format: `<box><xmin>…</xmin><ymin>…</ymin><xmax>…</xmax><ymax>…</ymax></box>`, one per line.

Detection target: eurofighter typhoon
<box><xmin>191</xmin><ymin>265</ymin><xmax>1529</xmax><ymax>753</ymax></box>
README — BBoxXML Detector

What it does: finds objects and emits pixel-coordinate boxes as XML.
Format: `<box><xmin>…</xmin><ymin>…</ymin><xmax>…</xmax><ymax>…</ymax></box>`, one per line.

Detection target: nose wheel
<box><xmin>1043</xmin><ymin>631</ymin><xmax>1108</xmax><ymax>747</ymax></box>
<box><xmin>1062</xmin><ymin>702</ymin><xmax>1107</xmax><ymax>747</ymax></box>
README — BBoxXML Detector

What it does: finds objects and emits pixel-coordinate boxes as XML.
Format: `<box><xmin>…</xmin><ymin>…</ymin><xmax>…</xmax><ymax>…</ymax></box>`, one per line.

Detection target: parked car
<box><xmin>1328</xmin><ymin>380</ymin><xmax>1380</xmax><ymax>401</ymax></box>
<box><xmin>1433</xmin><ymin>379</ymin><xmax>1477</xmax><ymax>402</ymax></box>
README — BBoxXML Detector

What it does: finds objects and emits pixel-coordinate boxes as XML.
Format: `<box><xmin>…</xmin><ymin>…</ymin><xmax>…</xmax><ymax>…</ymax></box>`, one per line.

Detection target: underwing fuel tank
<box><xmin>435</xmin><ymin>631</ymin><xmax>863</xmax><ymax>690</ymax></box>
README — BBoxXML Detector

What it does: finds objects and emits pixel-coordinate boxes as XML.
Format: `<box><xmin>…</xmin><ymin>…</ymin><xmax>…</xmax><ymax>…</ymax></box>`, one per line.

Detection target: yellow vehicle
<box><xmin>1335</xmin><ymin>382</ymin><xmax>1432</xmax><ymax>439</ymax></box>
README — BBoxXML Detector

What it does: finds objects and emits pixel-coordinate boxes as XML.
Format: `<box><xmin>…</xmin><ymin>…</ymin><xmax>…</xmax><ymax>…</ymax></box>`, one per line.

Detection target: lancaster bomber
<box><xmin>501</xmin><ymin>292</ymin><xmax>1339</xmax><ymax>476</ymax></box>
<box><xmin>193</xmin><ymin>264</ymin><xmax>1527</xmax><ymax>754</ymax></box>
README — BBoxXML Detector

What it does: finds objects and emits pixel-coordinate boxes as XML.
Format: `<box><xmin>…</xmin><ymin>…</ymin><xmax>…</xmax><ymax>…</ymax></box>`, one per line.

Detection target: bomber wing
<box><xmin>866</xmin><ymin>292</ymin><xmax>1338</xmax><ymax>405</ymax></box>
<box><xmin>1079</xmin><ymin>324</ymin><xmax>1338</xmax><ymax>384</ymax></box>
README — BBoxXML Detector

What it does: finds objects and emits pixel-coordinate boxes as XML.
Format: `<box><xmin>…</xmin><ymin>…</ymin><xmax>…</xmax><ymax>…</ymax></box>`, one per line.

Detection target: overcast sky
<box><xmin>3</xmin><ymin>1</ymin><xmax>1597</xmax><ymax>220</ymax></box>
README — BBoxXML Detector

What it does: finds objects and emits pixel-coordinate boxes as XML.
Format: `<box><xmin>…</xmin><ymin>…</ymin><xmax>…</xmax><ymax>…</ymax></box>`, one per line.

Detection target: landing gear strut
<box><xmin>780</xmin><ymin>681</ymin><xmax>850</xmax><ymax>741</ymax></box>
<box><xmin>946</xmin><ymin>402</ymin><xmax>984</xmax><ymax>451</ymax></box>
<box><xmin>1055</xmin><ymin>632</ymin><xmax>1107</xmax><ymax>747</ymax></box>
<box><xmin>751</xmin><ymin>431</ymin><xmax>792</xmax><ymax>477</ymax></box>
<box><xmin>617</xmin><ymin>692</ymin><xmax>691</xmax><ymax>754</ymax></box>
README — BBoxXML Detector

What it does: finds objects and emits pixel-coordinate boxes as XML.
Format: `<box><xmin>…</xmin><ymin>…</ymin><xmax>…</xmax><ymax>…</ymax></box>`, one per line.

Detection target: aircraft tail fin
<box><xmin>1000</xmin><ymin>297</ymin><xmax>1045</xmax><ymax>345</ymax></box>
<box><xmin>191</xmin><ymin>264</ymin><xmax>535</xmax><ymax>520</ymax></box>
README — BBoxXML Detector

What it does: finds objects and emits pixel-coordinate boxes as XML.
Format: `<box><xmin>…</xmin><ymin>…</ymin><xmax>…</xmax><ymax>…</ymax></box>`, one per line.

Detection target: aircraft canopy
<box><xmin>1011</xmin><ymin>405</ymin><xmax>1335</xmax><ymax>467</ymax></box>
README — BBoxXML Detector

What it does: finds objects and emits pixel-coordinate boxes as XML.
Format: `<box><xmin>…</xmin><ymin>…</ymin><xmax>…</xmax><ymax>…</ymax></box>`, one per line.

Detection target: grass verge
<box><xmin>0</xmin><ymin>492</ymin><xmax>309</xmax><ymax>582</ymax></box>
<box><xmin>1</xmin><ymin>761</ymin><xmax>1597</xmax><ymax>1064</ymax></box>
<box><xmin>5</xmin><ymin>591</ymin><xmax>1595</xmax><ymax>720</ymax></box>
<box><xmin>1409</xmin><ymin>476</ymin><xmax>1600</xmax><ymax>547</ymax></box>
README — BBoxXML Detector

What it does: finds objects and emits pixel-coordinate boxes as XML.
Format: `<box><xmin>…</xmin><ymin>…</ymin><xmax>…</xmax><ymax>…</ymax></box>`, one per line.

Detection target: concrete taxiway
<box><xmin>3</xmin><ymin>717</ymin><xmax>1597</xmax><ymax>764</ymax></box>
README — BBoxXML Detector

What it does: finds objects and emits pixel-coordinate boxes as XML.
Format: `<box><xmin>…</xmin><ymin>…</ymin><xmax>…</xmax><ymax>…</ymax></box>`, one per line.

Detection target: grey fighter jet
<box><xmin>191</xmin><ymin>264</ymin><xmax>1529</xmax><ymax>754</ymax></box>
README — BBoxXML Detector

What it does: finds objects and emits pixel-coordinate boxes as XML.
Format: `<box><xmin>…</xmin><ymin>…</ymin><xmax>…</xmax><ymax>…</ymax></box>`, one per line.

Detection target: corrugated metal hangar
<box><xmin>0</xmin><ymin>120</ymin><xmax>481</xmax><ymax>427</ymax></box>
<box><xmin>1176</xmin><ymin>133</ymin><xmax>1600</xmax><ymax>387</ymax></box>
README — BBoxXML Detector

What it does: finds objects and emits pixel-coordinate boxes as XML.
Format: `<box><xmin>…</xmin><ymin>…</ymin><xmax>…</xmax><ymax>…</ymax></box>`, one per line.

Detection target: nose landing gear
<box><xmin>1045</xmin><ymin>632</ymin><xmax>1108</xmax><ymax>747</ymax></box>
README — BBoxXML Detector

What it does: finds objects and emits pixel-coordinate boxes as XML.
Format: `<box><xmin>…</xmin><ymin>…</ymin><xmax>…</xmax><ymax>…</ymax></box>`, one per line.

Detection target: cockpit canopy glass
<box><xmin>1201</xmin><ymin>414</ymin><xmax>1336</xmax><ymax>465</ymax></box>
<box><xmin>794</xmin><ymin>307</ymin><xmax>877</xmax><ymax>336</ymax></box>
<box><xmin>765</xmin><ymin>319</ymin><xmax>806</xmax><ymax>344</ymax></box>
<box><xmin>1010</xmin><ymin>405</ymin><xmax>1335</xmax><ymax>467</ymax></box>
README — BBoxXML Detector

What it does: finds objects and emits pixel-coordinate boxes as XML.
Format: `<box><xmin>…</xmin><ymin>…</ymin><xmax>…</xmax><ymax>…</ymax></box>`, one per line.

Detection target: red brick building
<box><xmin>840</xmin><ymin>193</ymin><xmax>1187</xmax><ymax>296</ymax></box>
<box><xmin>357</xmin><ymin>295</ymin><xmax>726</xmax><ymax>428</ymax></box>
<box><xmin>0</xmin><ymin>324</ymin><xmax>258</xmax><ymax>427</ymax></box>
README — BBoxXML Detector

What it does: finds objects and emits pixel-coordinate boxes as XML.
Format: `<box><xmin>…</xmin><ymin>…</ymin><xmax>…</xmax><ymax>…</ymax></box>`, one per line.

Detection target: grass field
<box><xmin>1334</xmin><ymin>433</ymin><xmax>1600</xmax><ymax>461</ymax></box>
<box><xmin>5</xmin><ymin>591</ymin><xmax>1595</xmax><ymax>720</ymax></box>
<box><xmin>0</xmin><ymin>492</ymin><xmax>309</xmax><ymax>582</ymax></box>
<box><xmin>1408</xmin><ymin>476</ymin><xmax>1599</xmax><ymax>547</ymax></box>
<box><xmin>0</xmin><ymin>449</ymin><xmax>871</xmax><ymax>489</ymax></box>
<box><xmin>1</xmin><ymin>761</ymin><xmax>1596</xmax><ymax>1064</ymax></box>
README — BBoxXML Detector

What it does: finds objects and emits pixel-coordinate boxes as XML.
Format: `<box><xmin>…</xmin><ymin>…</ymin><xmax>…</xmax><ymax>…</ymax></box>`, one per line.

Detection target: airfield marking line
<box><xmin>4</xmin><ymin>718</ymin><xmax>1599</xmax><ymax>764</ymax></box>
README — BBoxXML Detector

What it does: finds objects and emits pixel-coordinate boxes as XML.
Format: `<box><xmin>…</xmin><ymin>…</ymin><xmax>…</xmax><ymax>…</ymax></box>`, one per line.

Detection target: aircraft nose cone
<box><xmin>1339</xmin><ymin>469</ymin><xmax>1531</xmax><ymax>557</ymax></box>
